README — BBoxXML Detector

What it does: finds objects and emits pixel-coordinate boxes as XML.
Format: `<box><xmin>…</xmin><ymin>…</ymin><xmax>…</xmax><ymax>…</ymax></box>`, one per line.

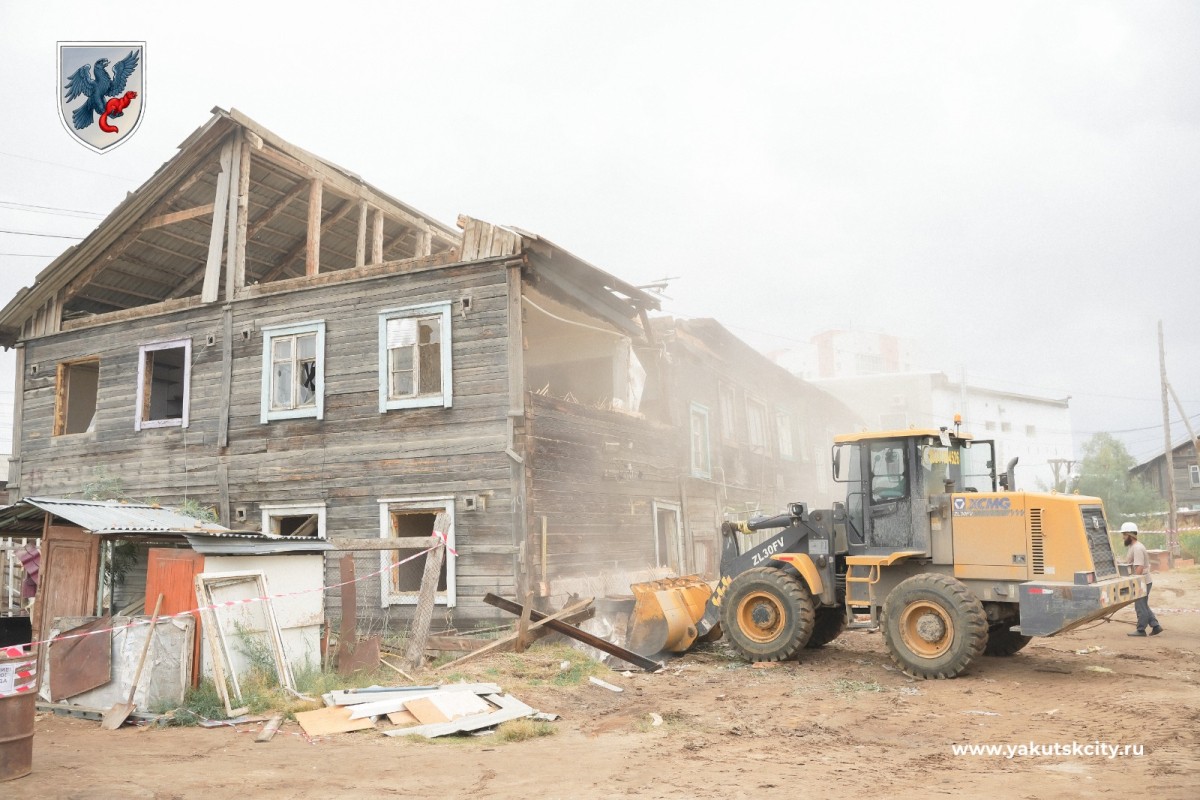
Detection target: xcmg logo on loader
<box><xmin>952</xmin><ymin>496</ymin><xmax>1024</xmax><ymax>518</ymax></box>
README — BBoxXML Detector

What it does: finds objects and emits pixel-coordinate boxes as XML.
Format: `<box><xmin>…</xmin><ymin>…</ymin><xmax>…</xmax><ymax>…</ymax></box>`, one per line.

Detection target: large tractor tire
<box><xmin>881</xmin><ymin>573</ymin><xmax>987</xmax><ymax>679</ymax></box>
<box><xmin>984</xmin><ymin>624</ymin><xmax>1032</xmax><ymax>657</ymax></box>
<box><xmin>804</xmin><ymin>607</ymin><xmax>847</xmax><ymax>649</ymax></box>
<box><xmin>720</xmin><ymin>567</ymin><xmax>815</xmax><ymax>662</ymax></box>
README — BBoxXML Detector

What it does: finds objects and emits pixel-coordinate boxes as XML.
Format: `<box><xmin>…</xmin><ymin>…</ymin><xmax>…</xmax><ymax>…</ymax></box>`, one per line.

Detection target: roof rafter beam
<box><xmin>143</xmin><ymin>203</ymin><xmax>215</xmax><ymax>230</ymax></box>
<box><xmin>260</xmin><ymin>197</ymin><xmax>356</xmax><ymax>283</ymax></box>
<box><xmin>248</xmin><ymin>139</ymin><xmax>455</xmax><ymax>250</ymax></box>
<box><xmin>531</xmin><ymin>266</ymin><xmax>645</xmax><ymax>339</ymax></box>
<box><xmin>245</xmin><ymin>179</ymin><xmax>308</xmax><ymax>242</ymax></box>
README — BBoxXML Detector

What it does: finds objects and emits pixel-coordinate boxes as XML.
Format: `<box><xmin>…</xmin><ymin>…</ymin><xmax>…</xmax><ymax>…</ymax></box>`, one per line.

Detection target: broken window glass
<box><xmin>270</xmin><ymin>332</ymin><xmax>318</xmax><ymax>410</ymax></box>
<box><xmin>387</xmin><ymin>315</ymin><xmax>441</xmax><ymax>399</ymax></box>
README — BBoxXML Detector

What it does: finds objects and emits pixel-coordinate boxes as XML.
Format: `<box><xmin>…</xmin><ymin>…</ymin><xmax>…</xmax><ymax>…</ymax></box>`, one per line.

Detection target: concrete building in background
<box><xmin>774</xmin><ymin>330</ymin><xmax>1074</xmax><ymax>492</ymax></box>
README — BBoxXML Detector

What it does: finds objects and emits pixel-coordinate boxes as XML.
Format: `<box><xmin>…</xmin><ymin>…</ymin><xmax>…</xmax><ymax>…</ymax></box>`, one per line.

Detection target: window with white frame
<box><xmin>776</xmin><ymin>411</ymin><xmax>795</xmax><ymax>459</ymax></box>
<box><xmin>260</xmin><ymin>502</ymin><xmax>326</xmax><ymax>538</ymax></box>
<box><xmin>261</xmin><ymin>321</ymin><xmax>325</xmax><ymax>422</ymax></box>
<box><xmin>1191</xmin><ymin>464</ymin><xmax>1200</xmax><ymax>489</ymax></box>
<box><xmin>379</xmin><ymin>496</ymin><xmax>456</xmax><ymax>607</ymax></box>
<box><xmin>136</xmin><ymin>339</ymin><xmax>190</xmax><ymax>431</ymax></box>
<box><xmin>690</xmin><ymin>403</ymin><xmax>711</xmax><ymax>479</ymax></box>
<box><xmin>746</xmin><ymin>398</ymin><xmax>768</xmax><ymax>451</ymax></box>
<box><xmin>378</xmin><ymin>303</ymin><xmax>453</xmax><ymax>412</ymax></box>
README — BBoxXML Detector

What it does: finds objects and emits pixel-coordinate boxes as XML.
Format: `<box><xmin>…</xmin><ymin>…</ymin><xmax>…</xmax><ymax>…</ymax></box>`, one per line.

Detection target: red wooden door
<box><xmin>145</xmin><ymin>548</ymin><xmax>205</xmax><ymax>686</ymax></box>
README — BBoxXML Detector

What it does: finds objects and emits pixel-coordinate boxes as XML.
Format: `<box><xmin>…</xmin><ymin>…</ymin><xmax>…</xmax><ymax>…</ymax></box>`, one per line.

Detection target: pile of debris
<box><xmin>295</xmin><ymin>683</ymin><xmax>551</xmax><ymax>739</ymax></box>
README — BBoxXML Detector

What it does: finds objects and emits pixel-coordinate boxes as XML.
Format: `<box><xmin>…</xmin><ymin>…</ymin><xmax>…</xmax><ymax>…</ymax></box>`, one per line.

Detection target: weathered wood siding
<box><xmin>526</xmin><ymin>394</ymin><xmax>681</xmax><ymax>581</ymax></box>
<box><xmin>17</xmin><ymin>259</ymin><xmax>520</xmax><ymax>628</ymax></box>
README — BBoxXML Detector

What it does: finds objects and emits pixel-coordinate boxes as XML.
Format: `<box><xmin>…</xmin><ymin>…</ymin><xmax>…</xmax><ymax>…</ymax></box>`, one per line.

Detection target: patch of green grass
<box><xmin>832</xmin><ymin>678</ymin><xmax>885</xmax><ymax>694</ymax></box>
<box><xmin>494</xmin><ymin>719</ymin><xmax>557</xmax><ymax>742</ymax></box>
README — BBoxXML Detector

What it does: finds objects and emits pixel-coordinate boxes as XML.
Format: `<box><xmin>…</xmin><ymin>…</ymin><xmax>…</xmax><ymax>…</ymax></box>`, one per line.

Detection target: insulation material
<box><xmin>40</xmin><ymin>615</ymin><xmax>193</xmax><ymax>709</ymax></box>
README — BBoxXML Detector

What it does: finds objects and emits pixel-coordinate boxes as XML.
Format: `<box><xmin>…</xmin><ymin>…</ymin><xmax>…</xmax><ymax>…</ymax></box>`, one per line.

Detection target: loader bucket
<box><xmin>626</xmin><ymin>577</ymin><xmax>713</xmax><ymax>655</ymax></box>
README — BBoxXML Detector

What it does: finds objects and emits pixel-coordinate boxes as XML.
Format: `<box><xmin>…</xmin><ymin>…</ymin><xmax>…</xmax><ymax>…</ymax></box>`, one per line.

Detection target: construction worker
<box><xmin>1120</xmin><ymin>522</ymin><xmax>1163</xmax><ymax>637</ymax></box>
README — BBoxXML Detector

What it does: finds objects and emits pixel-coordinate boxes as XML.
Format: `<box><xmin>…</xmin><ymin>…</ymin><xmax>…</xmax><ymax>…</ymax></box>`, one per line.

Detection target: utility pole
<box><xmin>1158</xmin><ymin>321</ymin><xmax>1179</xmax><ymax>561</ymax></box>
<box><xmin>1167</xmin><ymin>380</ymin><xmax>1199</xmax><ymax>558</ymax></box>
<box><xmin>1047</xmin><ymin>458</ymin><xmax>1076</xmax><ymax>493</ymax></box>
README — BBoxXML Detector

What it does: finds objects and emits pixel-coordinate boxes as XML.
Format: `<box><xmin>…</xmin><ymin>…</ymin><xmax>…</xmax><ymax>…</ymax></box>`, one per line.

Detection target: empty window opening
<box><xmin>137</xmin><ymin>340</ymin><xmax>190</xmax><ymax>430</ymax></box>
<box><xmin>653</xmin><ymin>501</ymin><xmax>683</xmax><ymax>573</ymax></box>
<box><xmin>690</xmin><ymin>403</ymin><xmax>711</xmax><ymax>478</ymax></box>
<box><xmin>746</xmin><ymin>398</ymin><xmax>768</xmax><ymax>450</ymax></box>
<box><xmin>387</xmin><ymin>315</ymin><xmax>442</xmax><ymax>400</ymax></box>
<box><xmin>54</xmin><ymin>359</ymin><xmax>99</xmax><ymax>435</ymax></box>
<box><xmin>379</xmin><ymin>500</ymin><xmax>457</xmax><ymax>607</ymax></box>
<box><xmin>261</xmin><ymin>503</ymin><xmax>326</xmax><ymax>539</ymax></box>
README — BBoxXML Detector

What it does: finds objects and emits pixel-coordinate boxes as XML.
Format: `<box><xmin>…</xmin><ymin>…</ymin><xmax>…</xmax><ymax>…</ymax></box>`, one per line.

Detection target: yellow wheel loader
<box><xmin>629</xmin><ymin>426</ymin><xmax>1147</xmax><ymax>679</ymax></box>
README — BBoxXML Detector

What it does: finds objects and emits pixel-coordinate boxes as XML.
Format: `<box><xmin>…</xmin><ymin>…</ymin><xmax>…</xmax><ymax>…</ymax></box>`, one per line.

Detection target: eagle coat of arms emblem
<box><xmin>58</xmin><ymin>42</ymin><xmax>145</xmax><ymax>153</ymax></box>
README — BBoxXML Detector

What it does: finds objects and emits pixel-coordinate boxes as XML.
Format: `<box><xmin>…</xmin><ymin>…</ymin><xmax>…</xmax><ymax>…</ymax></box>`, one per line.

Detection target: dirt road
<box><xmin>16</xmin><ymin>568</ymin><xmax>1199</xmax><ymax>799</ymax></box>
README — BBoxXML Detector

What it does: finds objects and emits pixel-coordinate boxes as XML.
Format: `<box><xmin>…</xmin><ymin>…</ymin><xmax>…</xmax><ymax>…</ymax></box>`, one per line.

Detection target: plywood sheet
<box><xmin>295</xmin><ymin>705</ymin><xmax>376</xmax><ymax>736</ymax></box>
<box><xmin>386</xmin><ymin>709</ymin><xmax>419</xmax><ymax>726</ymax></box>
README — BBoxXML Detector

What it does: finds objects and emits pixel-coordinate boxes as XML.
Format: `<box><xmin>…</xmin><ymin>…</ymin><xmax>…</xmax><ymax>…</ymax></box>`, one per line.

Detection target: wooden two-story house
<box><xmin>0</xmin><ymin>109</ymin><xmax>856</xmax><ymax>632</ymax></box>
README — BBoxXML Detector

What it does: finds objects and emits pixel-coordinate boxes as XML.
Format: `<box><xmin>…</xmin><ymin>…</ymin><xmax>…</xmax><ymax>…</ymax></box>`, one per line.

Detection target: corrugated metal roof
<box><xmin>6</xmin><ymin>497</ymin><xmax>232</xmax><ymax>535</ymax></box>
<box><xmin>183</xmin><ymin>534</ymin><xmax>332</xmax><ymax>556</ymax></box>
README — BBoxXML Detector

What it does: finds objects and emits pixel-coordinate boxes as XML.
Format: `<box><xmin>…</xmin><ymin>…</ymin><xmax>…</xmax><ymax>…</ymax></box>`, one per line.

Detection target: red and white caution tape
<box><xmin>1</xmin><ymin>531</ymin><xmax>451</xmax><ymax>659</ymax></box>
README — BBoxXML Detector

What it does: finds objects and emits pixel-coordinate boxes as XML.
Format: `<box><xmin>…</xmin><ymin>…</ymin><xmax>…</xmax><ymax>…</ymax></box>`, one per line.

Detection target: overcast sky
<box><xmin>1</xmin><ymin>1</ymin><xmax>1197</xmax><ymax>463</ymax></box>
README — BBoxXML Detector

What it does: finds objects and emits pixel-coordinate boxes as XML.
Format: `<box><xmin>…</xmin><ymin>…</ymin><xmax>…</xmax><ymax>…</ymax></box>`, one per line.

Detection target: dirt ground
<box><xmin>15</xmin><ymin>567</ymin><xmax>1200</xmax><ymax>800</ymax></box>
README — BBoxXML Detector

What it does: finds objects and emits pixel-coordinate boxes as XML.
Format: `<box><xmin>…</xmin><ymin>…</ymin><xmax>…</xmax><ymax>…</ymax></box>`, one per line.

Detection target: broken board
<box><xmin>294</xmin><ymin>706</ymin><xmax>376</xmax><ymax>736</ymax></box>
<box><xmin>404</xmin><ymin>692</ymin><xmax>491</xmax><ymax>725</ymax></box>
<box><xmin>386</xmin><ymin>709</ymin><xmax>419</xmax><ymax>727</ymax></box>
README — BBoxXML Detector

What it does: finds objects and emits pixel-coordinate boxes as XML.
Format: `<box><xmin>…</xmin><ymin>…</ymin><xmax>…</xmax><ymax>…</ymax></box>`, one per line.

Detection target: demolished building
<box><xmin>0</xmin><ymin>108</ymin><xmax>858</xmax><ymax>636</ymax></box>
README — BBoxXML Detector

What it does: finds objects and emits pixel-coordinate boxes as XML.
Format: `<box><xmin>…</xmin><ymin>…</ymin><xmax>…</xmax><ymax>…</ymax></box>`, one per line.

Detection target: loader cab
<box><xmin>832</xmin><ymin>429</ymin><xmax>997</xmax><ymax>555</ymax></box>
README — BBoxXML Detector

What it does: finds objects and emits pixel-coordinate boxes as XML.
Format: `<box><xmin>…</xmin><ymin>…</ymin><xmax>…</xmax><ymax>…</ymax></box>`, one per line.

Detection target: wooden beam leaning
<box><xmin>483</xmin><ymin>593</ymin><xmax>664</xmax><ymax>672</ymax></box>
<box><xmin>142</xmin><ymin>204</ymin><xmax>216</xmax><ymax>230</ymax></box>
<box><xmin>201</xmin><ymin>141</ymin><xmax>234</xmax><ymax>303</ymax></box>
<box><xmin>404</xmin><ymin>511</ymin><xmax>450</xmax><ymax>670</ymax></box>
<box><xmin>305</xmin><ymin>179</ymin><xmax>322</xmax><ymax>277</ymax></box>
<box><xmin>433</xmin><ymin>597</ymin><xmax>595</xmax><ymax>672</ymax></box>
<box><xmin>223</xmin><ymin>133</ymin><xmax>242</xmax><ymax>302</ymax></box>
<box><xmin>231</xmin><ymin>133</ymin><xmax>251</xmax><ymax>298</ymax></box>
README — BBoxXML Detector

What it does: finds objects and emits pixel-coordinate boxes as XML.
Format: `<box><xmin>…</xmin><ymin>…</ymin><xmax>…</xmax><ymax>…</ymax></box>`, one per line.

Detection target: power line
<box><xmin>0</xmin><ymin>252</ymin><xmax>58</xmax><ymax>258</ymax></box>
<box><xmin>0</xmin><ymin>228</ymin><xmax>84</xmax><ymax>240</ymax></box>
<box><xmin>0</xmin><ymin>199</ymin><xmax>104</xmax><ymax>219</ymax></box>
<box><xmin>0</xmin><ymin>150</ymin><xmax>134</xmax><ymax>182</ymax></box>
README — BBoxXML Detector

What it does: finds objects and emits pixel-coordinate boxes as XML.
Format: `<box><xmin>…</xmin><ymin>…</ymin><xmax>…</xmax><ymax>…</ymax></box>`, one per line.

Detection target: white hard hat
<box><xmin>1120</xmin><ymin>522</ymin><xmax>1139</xmax><ymax>535</ymax></box>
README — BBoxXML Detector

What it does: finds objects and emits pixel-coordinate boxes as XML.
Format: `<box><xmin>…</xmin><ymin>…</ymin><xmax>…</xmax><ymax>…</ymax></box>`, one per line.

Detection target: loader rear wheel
<box><xmin>881</xmin><ymin>573</ymin><xmax>987</xmax><ymax>679</ymax></box>
<box><xmin>721</xmin><ymin>567</ymin><xmax>814</xmax><ymax>662</ymax></box>
<box><xmin>984</xmin><ymin>624</ymin><xmax>1032</xmax><ymax>657</ymax></box>
<box><xmin>804</xmin><ymin>607</ymin><xmax>847</xmax><ymax>649</ymax></box>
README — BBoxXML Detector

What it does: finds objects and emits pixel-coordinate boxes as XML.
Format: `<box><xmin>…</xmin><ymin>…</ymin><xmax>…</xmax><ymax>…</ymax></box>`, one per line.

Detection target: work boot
<box><xmin>1150</xmin><ymin>626</ymin><xmax>1164</xmax><ymax>636</ymax></box>
<box><xmin>1127</xmin><ymin>630</ymin><xmax>1146</xmax><ymax>636</ymax></box>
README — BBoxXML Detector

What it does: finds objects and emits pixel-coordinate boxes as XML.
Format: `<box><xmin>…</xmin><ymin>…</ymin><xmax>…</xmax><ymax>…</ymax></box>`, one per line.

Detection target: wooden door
<box><xmin>145</xmin><ymin>548</ymin><xmax>205</xmax><ymax>686</ymax></box>
<box><xmin>34</xmin><ymin>523</ymin><xmax>100</xmax><ymax>653</ymax></box>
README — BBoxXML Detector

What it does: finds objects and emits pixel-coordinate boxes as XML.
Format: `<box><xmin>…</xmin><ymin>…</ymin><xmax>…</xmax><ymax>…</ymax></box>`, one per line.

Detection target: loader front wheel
<box><xmin>721</xmin><ymin>567</ymin><xmax>814</xmax><ymax>662</ymax></box>
<box><xmin>881</xmin><ymin>573</ymin><xmax>987</xmax><ymax>679</ymax></box>
<box><xmin>984</xmin><ymin>624</ymin><xmax>1032</xmax><ymax>657</ymax></box>
<box><xmin>804</xmin><ymin>607</ymin><xmax>847</xmax><ymax>649</ymax></box>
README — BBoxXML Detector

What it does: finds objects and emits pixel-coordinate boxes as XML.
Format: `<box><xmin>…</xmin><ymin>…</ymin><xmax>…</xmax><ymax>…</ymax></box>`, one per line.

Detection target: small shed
<box><xmin>0</xmin><ymin>497</ymin><xmax>329</xmax><ymax>700</ymax></box>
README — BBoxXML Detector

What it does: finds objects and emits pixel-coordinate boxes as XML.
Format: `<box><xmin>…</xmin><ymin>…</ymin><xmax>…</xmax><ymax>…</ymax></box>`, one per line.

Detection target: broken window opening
<box><xmin>378</xmin><ymin>498</ymin><xmax>456</xmax><ymax>607</ymax></box>
<box><xmin>776</xmin><ymin>412</ymin><xmax>795</xmax><ymax>459</ymax></box>
<box><xmin>54</xmin><ymin>359</ymin><xmax>100</xmax><ymax>436</ymax></box>
<box><xmin>261</xmin><ymin>322</ymin><xmax>325</xmax><ymax>422</ymax></box>
<box><xmin>653</xmin><ymin>501</ymin><xmax>683</xmax><ymax>574</ymax></box>
<box><xmin>387</xmin><ymin>315</ymin><xmax>442</xmax><ymax>399</ymax></box>
<box><xmin>260</xmin><ymin>503</ymin><xmax>326</xmax><ymax>539</ymax></box>
<box><xmin>137</xmin><ymin>339</ymin><xmax>190</xmax><ymax>430</ymax></box>
<box><xmin>746</xmin><ymin>398</ymin><xmax>768</xmax><ymax>451</ymax></box>
<box><xmin>378</xmin><ymin>304</ymin><xmax>453</xmax><ymax>412</ymax></box>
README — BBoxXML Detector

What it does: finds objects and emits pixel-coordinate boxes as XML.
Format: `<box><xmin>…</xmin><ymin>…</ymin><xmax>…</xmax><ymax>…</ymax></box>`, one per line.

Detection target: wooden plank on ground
<box><xmin>255</xmin><ymin>713</ymin><xmax>284</xmax><ymax>743</ymax></box>
<box><xmin>294</xmin><ymin>706</ymin><xmax>376</xmax><ymax>736</ymax></box>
